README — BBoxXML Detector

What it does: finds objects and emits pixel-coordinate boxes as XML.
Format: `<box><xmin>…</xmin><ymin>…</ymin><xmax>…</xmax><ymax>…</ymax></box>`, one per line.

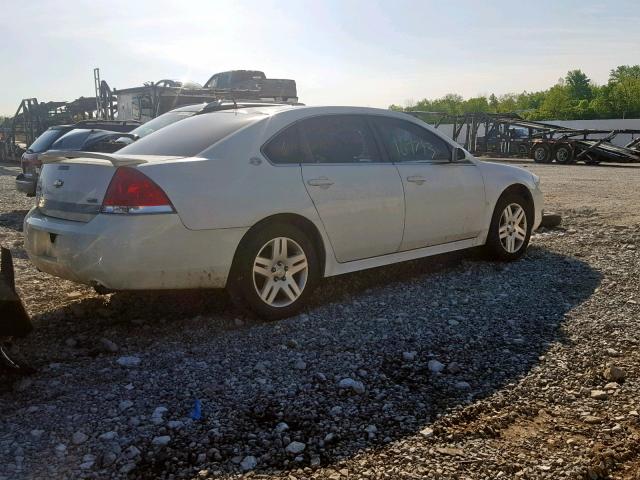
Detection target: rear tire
<box><xmin>532</xmin><ymin>143</ymin><xmax>552</xmax><ymax>163</ymax></box>
<box><xmin>227</xmin><ymin>223</ymin><xmax>320</xmax><ymax>321</ymax></box>
<box><xmin>485</xmin><ymin>193</ymin><xmax>533</xmax><ymax>261</ymax></box>
<box><xmin>554</xmin><ymin>144</ymin><xmax>574</xmax><ymax>164</ymax></box>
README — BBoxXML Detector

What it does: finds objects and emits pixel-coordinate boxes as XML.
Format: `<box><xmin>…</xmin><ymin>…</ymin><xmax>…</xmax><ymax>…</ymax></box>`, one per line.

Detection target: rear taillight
<box><xmin>101</xmin><ymin>167</ymin><xmax>174</xmax><ymax>214</ymax></box>
<box><xmin>21</xmin><ymin>154</ymin><xmax>39</xmax><ymax>174</ymax></box>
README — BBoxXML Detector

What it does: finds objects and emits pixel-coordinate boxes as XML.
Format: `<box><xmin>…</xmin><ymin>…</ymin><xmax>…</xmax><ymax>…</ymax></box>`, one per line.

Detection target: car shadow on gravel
<box><xmin>5</xmin><ymin>245</ymin><xmax>602</xmax><ymax>477</ymax></box>
<box><xmin>0</xmin><ymin>209</ymin><xmax>28</xmax><ymax>232</ymax></box>
<box><xmin>0</xmin><ymin>164</ymin><xmax>20</xmax><ymax>176</ymax></box>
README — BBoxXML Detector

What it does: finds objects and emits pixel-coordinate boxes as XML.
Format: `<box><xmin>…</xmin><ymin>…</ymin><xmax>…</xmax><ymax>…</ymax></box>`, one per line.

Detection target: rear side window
<box><xmin>300</xmin><ymin>115</ymin><xmax>381</xmax><ymax>164</ymax></box>
<box><xmin>372</xmin><ymin>117</ymin><xmax>451</xmax><ymax>162</ymax></box>
<box><xmin>118</xmin><ymin>111</ymin><xmax>263</xmax><ymax>157</ymax></box>
<box><xmin>262</xmin><ymin>125</ymin><xmax>304</xmax><ymax>164</ymax></box>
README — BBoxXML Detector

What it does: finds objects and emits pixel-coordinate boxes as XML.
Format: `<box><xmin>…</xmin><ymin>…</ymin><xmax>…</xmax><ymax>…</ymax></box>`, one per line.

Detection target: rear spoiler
<box><xmin>41</xmin><ymin>151</ymin><xmax>189</xmax><ymax>167</ymax></box>
<box><xmin>39</xmin><ymin>151</ymin><xmax>149</xmax><ymax>167</ymax></box>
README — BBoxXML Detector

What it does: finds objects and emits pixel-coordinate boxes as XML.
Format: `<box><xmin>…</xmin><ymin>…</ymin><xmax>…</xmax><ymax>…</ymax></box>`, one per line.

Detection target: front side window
<box><xmin>372</xmin><ymin>117</ymin><xmax>451</xmax><ymax>162</ymax></box>
<box><xmin>300</xmin><ymin>115</ymin><xmax>381</xmax><ymax>164</ymax></box>
<box><xmin>262</xmin><ymin>125</ymin><xmax>304</xmax><ymax>164</ymax></box>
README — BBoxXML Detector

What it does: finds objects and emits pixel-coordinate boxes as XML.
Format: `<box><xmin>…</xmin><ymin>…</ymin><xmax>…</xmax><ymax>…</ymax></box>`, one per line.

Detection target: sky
<box><xmin>1</xmin><ymin>0</ymin><xmax>640</xmax><ymax>116</ymax></box>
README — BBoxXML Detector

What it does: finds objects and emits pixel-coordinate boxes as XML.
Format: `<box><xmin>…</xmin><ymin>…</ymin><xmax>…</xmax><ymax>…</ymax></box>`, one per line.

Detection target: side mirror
<box><xmin>452</xmin><ymin>147</ymin><xmax>466</xmax><ymax>161</ymax></box>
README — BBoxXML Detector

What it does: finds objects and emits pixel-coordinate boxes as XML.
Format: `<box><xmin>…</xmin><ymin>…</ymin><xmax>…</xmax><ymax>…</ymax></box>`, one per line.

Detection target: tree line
<box><xmin>390</xmin><ymin>65</ymin><xmax>640</xmax><ymax>120</ymax></box>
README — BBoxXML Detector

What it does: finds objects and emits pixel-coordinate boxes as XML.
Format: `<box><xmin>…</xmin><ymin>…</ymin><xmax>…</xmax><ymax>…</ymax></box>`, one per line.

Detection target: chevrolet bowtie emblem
<box><xmin>53</xmin><ymin>179</ymin><xmax>64</xmax><ymax>188</ymax></box>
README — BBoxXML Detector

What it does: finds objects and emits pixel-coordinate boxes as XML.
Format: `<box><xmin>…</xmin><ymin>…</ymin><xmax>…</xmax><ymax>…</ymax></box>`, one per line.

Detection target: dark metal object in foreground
<box><xmin>0</xmin><ymin>247</ymin><xmax>34</xmax><ymax>374</ymax></box>
<box><xmin>540</xmin><ymin>213</ymin><xmax>562</xmax><ymax>229</ymax></box>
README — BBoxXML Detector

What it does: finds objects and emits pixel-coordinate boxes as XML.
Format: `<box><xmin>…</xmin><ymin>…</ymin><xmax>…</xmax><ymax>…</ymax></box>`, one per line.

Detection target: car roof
<box><xmin>169</xmin><ymin>103</ymin><xmax>208</xmax><ymax>113</ymax></box>
<box><xmin>58</xmin><ymin>128</ymin><xmax>120</xmax><ymax>137</ymax></box>
<box><xmin>223</xmin><ymin>104</ymin><xmax>414</xmax><ymax>118</ymax></box>
<box><xmin>165</xmin><ymin>102</ymin><xmax>296</xmax><ymax>115</ymax></box>
<box><xmin>209</xmin><ymin>105</ymin><xmax>427</xmax><ymax>129</ymax></box>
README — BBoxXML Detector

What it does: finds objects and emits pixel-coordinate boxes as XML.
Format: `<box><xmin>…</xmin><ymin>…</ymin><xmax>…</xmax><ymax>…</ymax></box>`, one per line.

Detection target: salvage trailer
<box><xmin>528</xmin><ymin>128</ymin><xmax>640</xmax><ymax>165</ymax></box>
<box><xmin>408</xmin><ymin>112</ymin><xmax>640</xmax><ymax>165</ymax></box>
<box><xmin>115</xmin><ymin>71</ymin><xmax>298</xmax><ymax>122</ymax></box>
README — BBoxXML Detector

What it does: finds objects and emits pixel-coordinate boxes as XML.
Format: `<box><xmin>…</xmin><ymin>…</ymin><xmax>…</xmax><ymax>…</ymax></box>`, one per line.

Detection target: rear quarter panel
<box><xmin>139</xmin><ymin>119</ymin><xmax>322</xmax><ymax>232</ymax></box>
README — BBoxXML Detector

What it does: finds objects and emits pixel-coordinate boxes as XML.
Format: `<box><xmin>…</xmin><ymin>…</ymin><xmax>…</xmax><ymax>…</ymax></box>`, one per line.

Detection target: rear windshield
<box><xmin>130</xmin><ymin>110</ymin><xmax>198</xmax><ymax>139</ymax></box>
<box><xmin>28</xmin><ymin>129</ymin><xmax>66</xmax><ymax>153</ymax></box>
<box><xmin>118</xmin><ymin>111</ymin><xmax>264</xmax><ymax>157</ymax></box>
<box><xmin>51</xmin><ymin>129</ymin><xmax>92</xmax><ymax>151</ymax></box>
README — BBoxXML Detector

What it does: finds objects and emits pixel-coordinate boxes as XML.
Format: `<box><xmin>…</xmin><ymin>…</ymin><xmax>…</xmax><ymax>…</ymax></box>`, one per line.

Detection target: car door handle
<box><xmin>307</xmin><ymin>177</ymin><xmax>334</xmax><ymax>189</ymax></box>
<box><xmin>406</xmin><ymin>175</ymin><xmax>426</xmax><ymax>185</ymax></box>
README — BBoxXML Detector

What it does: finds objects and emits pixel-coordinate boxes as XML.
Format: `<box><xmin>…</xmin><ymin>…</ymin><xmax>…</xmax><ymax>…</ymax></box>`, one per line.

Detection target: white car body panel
<box><xmin>325</xmin><ymin>237</ymin><xmax>483</xmax><ymax>277</ymax></box>
<box><xmin>475</xmin><ymin>160</ymin><xmax>544</xmax><ymax>233</ymax></box>
<box><xmin>24</xmin><ymin>209</ymin><xmax>246</xmax><ymax>289</ymax></box>
<box><xmin>396</xmin><ymin>161</ymin><xmax>486</xmax><ymax>250</ymax></box>
<box><xmin>139</xmin><ymin>159</ymin><xmax>318</xmax><ymax>232</ymax></box>
<box><xmin>301</xmin><ymin>163</ymin><xmax>404</xmax><ymax>262</ymax></box>
<box><xmin>24</xmin><ymin>105</ymin><xmax>544</xmax><ymax>292</ymax></box>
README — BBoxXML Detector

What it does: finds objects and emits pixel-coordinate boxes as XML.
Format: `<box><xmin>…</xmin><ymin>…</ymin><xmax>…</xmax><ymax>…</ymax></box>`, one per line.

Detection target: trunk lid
<box><xmin>37</xmin><ymin>160</ymin><xmax>117</xmax><ymax>222</ymax></box>
<box><xmin>36</xmin><ymin>152</ymin><xmax>182</xmax><ymax>222</ymax></box>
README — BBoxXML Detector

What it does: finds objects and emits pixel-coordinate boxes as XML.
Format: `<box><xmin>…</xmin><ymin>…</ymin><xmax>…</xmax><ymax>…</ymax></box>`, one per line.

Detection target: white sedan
<box><xmin>24</xmin><ymin>106</ymin><xmax>543</xmax><ymax>319</ymax></box>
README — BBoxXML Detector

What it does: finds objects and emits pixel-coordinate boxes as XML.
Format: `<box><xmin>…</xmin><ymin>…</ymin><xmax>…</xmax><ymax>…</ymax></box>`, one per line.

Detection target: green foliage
<box><xmin>609</xmin><ymin>65</ymin><xmax>640</xmax><ymax>83</ymax></box>
<box><xmin>565</xmin><ymin>69</ymin><xmax>592</xmax><ymax>101</ymax></box>
<box><xmin>607</xmin><ymin>66</ymin><xmax>640</xmax><ymax>118</ymax></box>
<box><xmin>394</xmin><ymin>65</ymin><xmax>640</xmax><ymax>120</ymax></box>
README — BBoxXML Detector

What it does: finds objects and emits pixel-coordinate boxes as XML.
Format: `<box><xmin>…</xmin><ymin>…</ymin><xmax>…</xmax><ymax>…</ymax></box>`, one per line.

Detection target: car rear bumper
<box><xmin>23</xmin><ymin>209</ymin><xmax>247</xmax><ymax>290</ymax></box>
<box><xmin>15</xmin><ymin>173</ymin><xmax>37</xmax><ymax>196</ymax></box>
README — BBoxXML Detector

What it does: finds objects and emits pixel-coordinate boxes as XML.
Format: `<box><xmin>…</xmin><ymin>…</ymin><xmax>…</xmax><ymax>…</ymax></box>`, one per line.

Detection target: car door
<box><xmin>299</xmin><ymin>114</ymin><xmax>405</xmax><ymax>263</ymax></box>
<box><xmin>371</xmin><ymin>116</ymin><xmax>486</xmax><ymax>251</ymax></box>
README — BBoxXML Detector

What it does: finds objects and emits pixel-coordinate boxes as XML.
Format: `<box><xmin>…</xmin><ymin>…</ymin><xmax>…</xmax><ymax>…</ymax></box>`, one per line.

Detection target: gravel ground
<box><xmin>0</xmin><ymin>160</ymin><xmax>639</xmax><ymax>479</ymax></box>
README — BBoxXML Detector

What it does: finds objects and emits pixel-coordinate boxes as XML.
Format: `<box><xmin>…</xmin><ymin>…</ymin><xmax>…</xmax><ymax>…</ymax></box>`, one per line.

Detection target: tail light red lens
<box><xmin>21</xmin><ymin>154</ymin><xmax>40</xmax><ymax>173</ymax></box>
<box><xmin>101</xmin><ymin>167</ymin><xmax>174</xmax><ymax>214</ymax></box>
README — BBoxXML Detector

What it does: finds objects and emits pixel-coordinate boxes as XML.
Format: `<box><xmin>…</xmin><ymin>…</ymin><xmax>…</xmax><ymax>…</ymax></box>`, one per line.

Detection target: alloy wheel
<box><xmin>498</xmin><ymin>203</ymin><xmax>528</xmax><ymax>253</ymax></box>
<box><xmin>252</xmin><ymin>237</ymin><xmax>309</xmax><ymax>307</ymax></box>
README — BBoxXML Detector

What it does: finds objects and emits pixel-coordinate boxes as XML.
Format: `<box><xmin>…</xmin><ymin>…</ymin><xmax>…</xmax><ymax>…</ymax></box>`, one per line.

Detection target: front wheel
<box><xmin>485</xmin><ymin>194</ymin><xmax>533</xmax><ymax>261</ymax></box>
<box><xmin>227</xmin><ymin>223</ymin><xmax>320</xmax><ymax>320</ymax></box>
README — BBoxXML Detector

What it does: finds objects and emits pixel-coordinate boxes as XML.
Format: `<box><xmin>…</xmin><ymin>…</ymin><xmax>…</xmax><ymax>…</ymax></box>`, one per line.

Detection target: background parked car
<box><xmin>51</xmin><ymin>128</ymin><xmax>137</xmax><ymax>153</ymax></box>
<box><xmin>15</xmin><ymin>120</ymin><xmax>139</xmax><ymax>196</ymax></box>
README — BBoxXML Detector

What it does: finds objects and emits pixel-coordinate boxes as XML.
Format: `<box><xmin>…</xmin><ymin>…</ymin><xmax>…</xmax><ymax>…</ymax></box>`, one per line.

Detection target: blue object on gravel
<box><xmin>191</xmin><ymin>398</ymin><xmax>202</xmax><ymax>420</ymax></box>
